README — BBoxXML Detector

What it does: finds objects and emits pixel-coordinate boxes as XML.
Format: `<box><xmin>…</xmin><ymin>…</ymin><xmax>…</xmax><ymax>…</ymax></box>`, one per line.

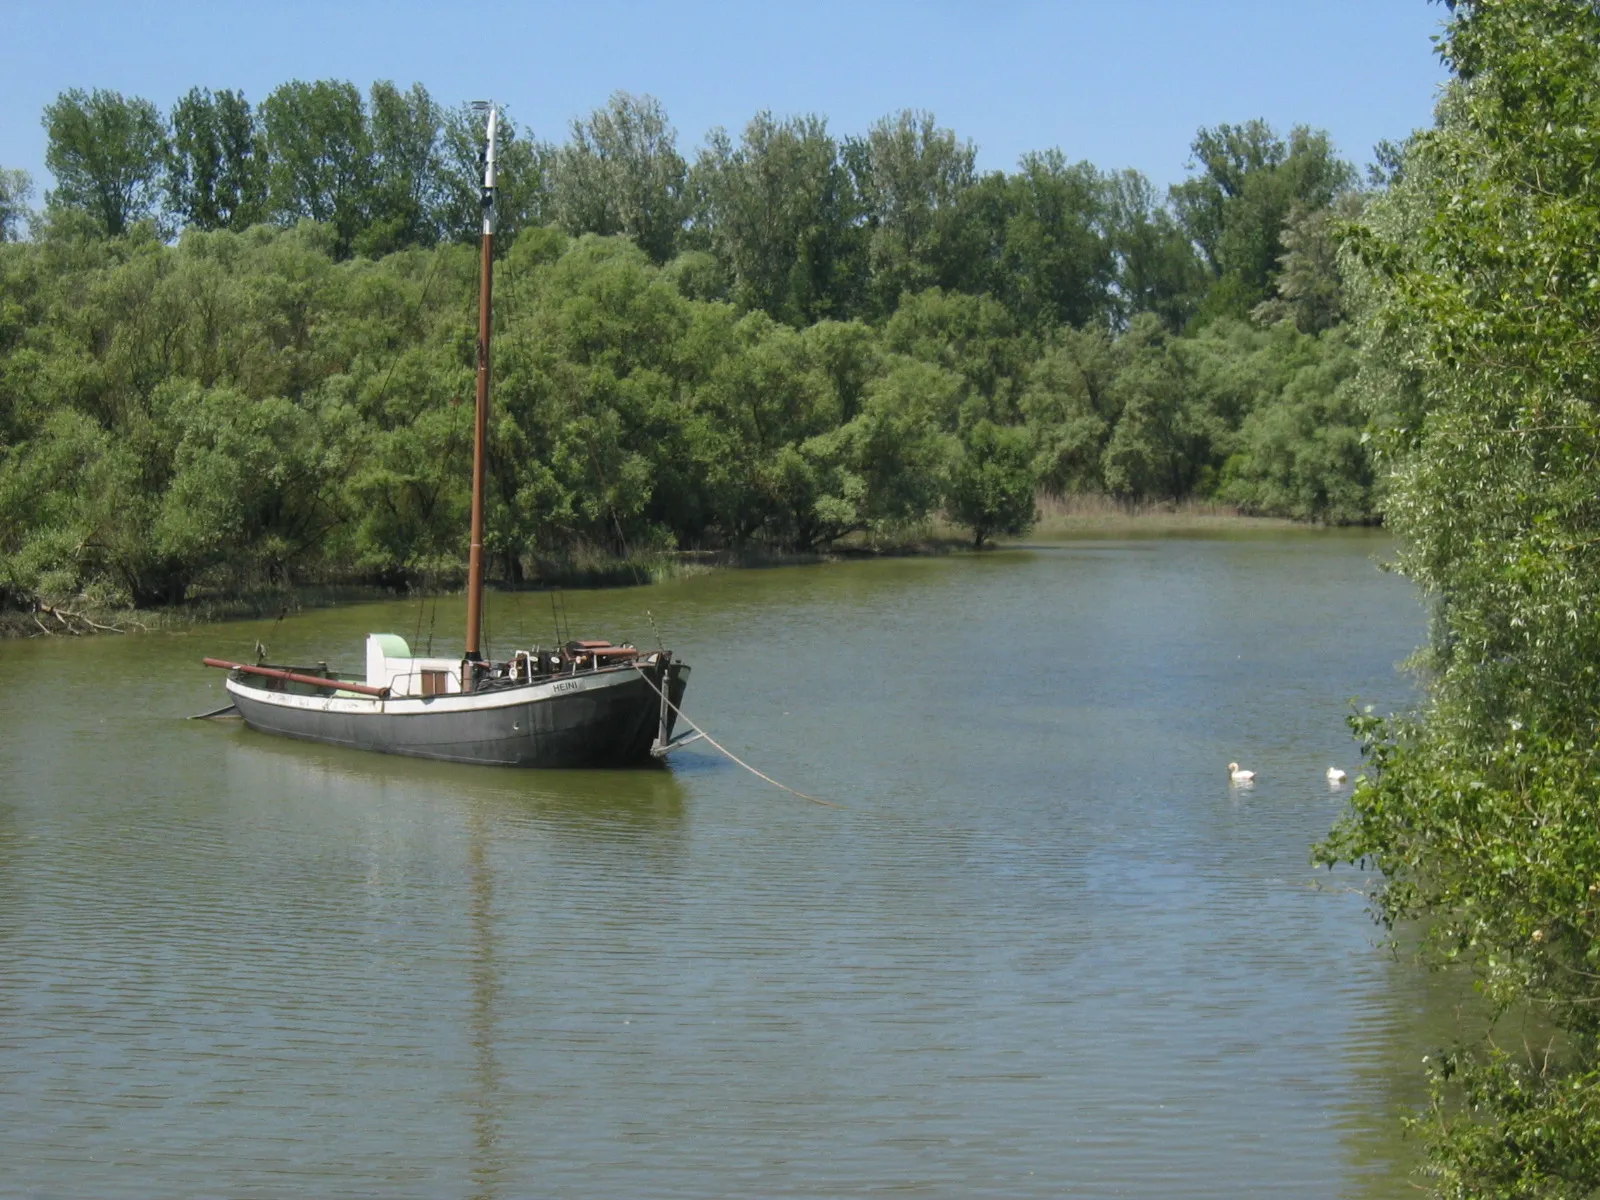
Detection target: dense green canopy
<box><xmin>1</xmin><ymin>83</ymin><xmax>1375</xmax><ymax>611</ymax></box>
<box><xmin>1319</xmin><ymin>1</ymin><xmax>1600</xmax><ymax>1193</ymax></box>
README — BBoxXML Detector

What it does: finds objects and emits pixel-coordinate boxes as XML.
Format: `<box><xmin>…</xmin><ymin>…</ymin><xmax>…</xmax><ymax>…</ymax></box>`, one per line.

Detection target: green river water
<box><xmin>1</xmin><ymin>532</ymin><xmax>1455</xmax><ymax>1198</ymax></box>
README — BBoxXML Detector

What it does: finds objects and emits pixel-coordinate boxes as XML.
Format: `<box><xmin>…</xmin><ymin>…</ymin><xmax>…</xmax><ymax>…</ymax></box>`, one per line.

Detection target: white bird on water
<box><xmin>1227</xmin><ymin>762</ymin><xmax>1256</xmax><ymax>783</ymax></box>
<box><xmin>1327</xmin><ymin>766</ymin><xmax>1349</xmax><ymax>784</ymax></box>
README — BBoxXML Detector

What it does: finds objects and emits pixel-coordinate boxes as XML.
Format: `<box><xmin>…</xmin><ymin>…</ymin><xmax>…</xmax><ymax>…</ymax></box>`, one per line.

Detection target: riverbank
<box><xmin>0</xmin><ymin>501</ymin><xmax>1346</xmax><ymax>639</ymax></box>
<box><xmin>0</xmin><ymin>554</ymin><xmax>813</xmax><ymax>639</ymax></box>
<box><xmin>0</xmin><ymin>585</ymin><xmax>399</xmax><ymax>640</ymax></box>
<box><xmin>1008</xmin><ymin>494</ymin><xmax>1305</xmax><ymax>540</ymax></box>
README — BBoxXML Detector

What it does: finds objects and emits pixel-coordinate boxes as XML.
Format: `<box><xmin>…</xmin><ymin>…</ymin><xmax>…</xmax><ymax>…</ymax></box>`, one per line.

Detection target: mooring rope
<box><xmin>630</xmin><ymin>663</ymin><xmax>841</xmax><ymax>809</ymax></box>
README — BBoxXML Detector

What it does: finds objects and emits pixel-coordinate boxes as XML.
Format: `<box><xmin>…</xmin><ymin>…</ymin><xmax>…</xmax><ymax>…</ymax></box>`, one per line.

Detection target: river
<box><xmin>1</xmin><ymin>531</ymin><xmax>1446</xmax><ymax>1198</ymax></box>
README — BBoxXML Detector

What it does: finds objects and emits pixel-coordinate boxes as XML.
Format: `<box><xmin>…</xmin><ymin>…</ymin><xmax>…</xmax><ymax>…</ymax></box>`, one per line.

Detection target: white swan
<box><xmin>1227</xmin><ymin>762</ymin><xmax>1256</xmax><ymax>783</ymax></box>
<box><xmin>1327</xmin><ymin>767</ymin><xmax>1348</xmax><ymax>783</ymax></box>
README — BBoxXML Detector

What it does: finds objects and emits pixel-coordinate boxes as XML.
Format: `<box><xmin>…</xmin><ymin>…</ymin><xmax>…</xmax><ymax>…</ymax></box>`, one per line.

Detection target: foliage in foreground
<box><xmin>1320</xmin><ymin>2</ymin><xmax>1600</xmax><ymax>1194</ymax></box>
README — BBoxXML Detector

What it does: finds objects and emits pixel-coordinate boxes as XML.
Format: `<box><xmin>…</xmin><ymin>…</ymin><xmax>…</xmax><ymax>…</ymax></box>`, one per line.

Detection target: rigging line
<box><xmin>413</xmin><ymin>567</ymin><xmax>428</xmax><ymax>650</ymax></box>
<box><xmin>482</xmin><ymin>565</ymin><xmax>492</xmax><ymax>662</ymax></box>
<box><xmin>393</xmin><ymin>246</ymin><xmax>462</xmax><ymax>650</ymax></box>
<box><xmin>579</xmin><ymin>429</ymin><xmax>646</xmax><ymax>587</ymax></box>
<box><xmin>370</xmin><ymin>246</ymin><xmax>449</xmax><ymax>414</ymax></box>
<box><xmin>628</xmin><ymin>663</ymin><xmax>842</xmax><ymax>810</ymax></box>
<box><xmin>414</xmin><ymin>245</ymin><xmax>483</xmax><ymax>654</ymax></box>
<box><xmin>410</xmin><ymin>389</ymin><xmax>472</xmax><ymax>658</ymax></box>
<box><xmin>487</xmin><ymin>190</ymin><xmax>538</xmax><ymax>635</ymax></box>
<box><xmin>502</xmin><ymin>247</ymin><xmax>584</xmax><ymax>652</ymax></box>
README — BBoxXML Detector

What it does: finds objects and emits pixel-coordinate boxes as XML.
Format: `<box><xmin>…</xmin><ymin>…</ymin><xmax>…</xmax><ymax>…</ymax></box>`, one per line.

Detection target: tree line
<box><xmin>1</xmin><ymin>81</ymin><xmax>1377</xmax><ymax>612</ymax></box>
<box><xmin>12</xmin><ymin>82</ymin><xmax>1357</xmax><ymax>331</ymax></box>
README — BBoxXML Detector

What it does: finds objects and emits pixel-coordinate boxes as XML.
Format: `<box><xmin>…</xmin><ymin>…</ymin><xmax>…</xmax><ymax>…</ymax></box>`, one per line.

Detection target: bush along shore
<box><xmin>3</xmin><ymin>86</ymin><xmax>1380</xmax><ymax>629</ymax></box>
<box><xmin>0</xmin><ymin>499</ymin><xmax>1311</xmax><ymax>639</ymax></box>
<box><xmin>0</xmin><ymin>542</ymin><xmax>908</xmax><ymax>639</ymax></box>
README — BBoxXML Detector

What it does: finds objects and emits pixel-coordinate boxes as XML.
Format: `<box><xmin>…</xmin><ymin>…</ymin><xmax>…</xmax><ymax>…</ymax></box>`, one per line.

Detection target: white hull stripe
<box><xmin>225</xmin><ymin>666</ymin><xmax>642</xmax><ymax>717</ymax></box>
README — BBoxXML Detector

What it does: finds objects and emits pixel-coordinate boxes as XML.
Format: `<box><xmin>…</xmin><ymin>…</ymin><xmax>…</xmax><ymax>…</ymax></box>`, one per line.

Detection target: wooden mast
<box><xmin>465</xmin><ymin>104</ymin><xmax>498</xmax><ymax>666</ymax></box>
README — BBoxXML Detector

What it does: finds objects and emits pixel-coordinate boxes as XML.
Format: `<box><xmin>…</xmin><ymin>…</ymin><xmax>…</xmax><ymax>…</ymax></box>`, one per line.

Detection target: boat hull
<box><xmin>226</xmin><ymin>661</ymin><xmax>689</xmax><ymax>768</ymax></box>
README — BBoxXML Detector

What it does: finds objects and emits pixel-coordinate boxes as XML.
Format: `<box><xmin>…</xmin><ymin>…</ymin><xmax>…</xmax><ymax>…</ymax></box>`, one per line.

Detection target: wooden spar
<box><xmin>202</xmin><ymin>658</ymin><xmax>391</xmax><ymax>698</ymax></box>
<box><xmin>465</xmin><ymin>104</ymin><xmax>498</xmax><ymax>664</ymax></box>
<box><xmin>188</xmin><ymin>702</ymin><xmax>240</xmax><ymax>720</ymax></box>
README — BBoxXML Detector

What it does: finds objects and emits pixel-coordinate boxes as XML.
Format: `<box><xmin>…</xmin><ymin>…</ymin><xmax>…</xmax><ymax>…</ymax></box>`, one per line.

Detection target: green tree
<box><xmin>1171</xmin><ymin>120</ymin><xmax>1355</xmax><ymax>319</ymax></box>
<box><xmin>1211</xmin><ymin>323</ymin><xmax>1371</xmax><ymax>521</ymax></box>
<box><xmin>0</xmin><ymin>80</ymin><xmax>1399</xmax><ymax>618</ymax></box>
<box><xmin>0</xmin><ymin>168</ymin><xmax>32</xmax><ymax>241</ymax></box>
<box><xmin>944</xmin><ymin>419</ymin><xmax>1037</xmax><ymax>547</ymax></box>
<box><xmin>1100</xmin><ymin>315</ymin><xmax>1203</xmax><ymax>499</ymax></box>
<box><xmin>690</xmin><ymin>112</ymin><xmax>863</xmax><ymax>324</ymax></box>
<box><xmin>762</xmin><ymin>320</ymin><xmax>881</xmax><ymax>548</ymax></box>
<box><xmin>1102</xmin><ymin>168</ymin><xmax>1206</xmax><ymax>330</ymax></box>
<box><xmin>165</xmin><ymin>87</ymin><xmax>266</xmax><ymax>231</ymax></box>
<box><xmin>42</xmin><ymin>88</ymin><xmax>168</xmax><ymax>236</ymax></box>
<box><xmin>1319</xmin><ymin>2</ymin><xmax>1600</xmax><ymax>1193</ymax></box>
<box><xmin>847</xmin><ymin>357</ymin><xmax>957</xmax><ymax>530</ymax></box>
<box><xmin>360</xmin><ymin>81</ymin><xmax>442</xmax><ymax>255</ymax></box>
<box><xmin>846</xmin><ymin>110</ymin><xmax>976</xmax><ymax>316</ymax></box>
<box><xmin>435</xmin><ymin>103</ymin><xmax>552</xmax><ymax>245</ymax></box>
<box><xmin>550</xmin><ymin>92</ymin><xmax>686</xmax><ymax>264</ymax></box>
<box><xmin>1250</xmin><ymin>192</ymin><xmax>1364</xmax><ymax>334</ymax></box>
<box><xmin>881</xmin><ymin>287</ymin><xmax>1032</xmax><ymax>423</ymax></box>
<box><xmin>260</xmin><ymin>80</ymin><xmax>373</xmax><ymax>258</ymax></box>
<box><xmin>1020</xmin><ymin>325</ymin><xmax>1120</xmax><ymax>494</ymax></box>
<box><xmin>990</xmin><ymin>151</ymin><xmax>1113</xmax><ymax>330</ymax></box>
<box><xmin>153</xmin><ymin>382</ymin><xmax>349</xmax><ymax>591</ymax></box>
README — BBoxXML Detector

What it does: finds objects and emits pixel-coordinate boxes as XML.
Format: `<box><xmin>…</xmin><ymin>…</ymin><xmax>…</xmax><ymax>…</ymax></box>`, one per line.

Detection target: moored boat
<box><xmin>209</xmin><ymin>635</ymin><xmax>689</xmax><ymax>767</ymax></box>
<box><xmin>203</xmin><ymin>104</ymin><xmax>694</xmax><ymax>767</ymax></box>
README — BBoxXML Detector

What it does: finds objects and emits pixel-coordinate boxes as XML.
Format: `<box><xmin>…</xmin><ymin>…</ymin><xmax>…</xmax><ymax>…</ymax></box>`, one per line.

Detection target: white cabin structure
<box><xmin>365</xmin><ymin>634</ymin><xmax>464</xmax><ymax>697</ymax></box>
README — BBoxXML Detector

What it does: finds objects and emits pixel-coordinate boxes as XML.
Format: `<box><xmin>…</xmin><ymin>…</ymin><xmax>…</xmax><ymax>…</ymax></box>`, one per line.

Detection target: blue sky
<box><xmin>2</xmin><ymin>1</ymin><xmax>1449</xmax><ymax>198</ymax></box>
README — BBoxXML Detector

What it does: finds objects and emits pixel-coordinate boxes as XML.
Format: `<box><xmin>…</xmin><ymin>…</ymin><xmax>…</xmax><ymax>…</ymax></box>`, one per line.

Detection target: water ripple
<box><xmin>0</xmin><ymin>534</ymin><xmax>1434</xmax><ymax>1198</ymax></box>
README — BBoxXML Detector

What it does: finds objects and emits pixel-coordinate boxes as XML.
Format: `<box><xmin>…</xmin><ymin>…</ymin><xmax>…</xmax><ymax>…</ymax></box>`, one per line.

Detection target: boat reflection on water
<box><xmin>0</xmin><ymin>802</ymin><xmax>19</xmax><ymax>948</ymax></box>
<box><xmin>218</xmin><ymin>733</ymin><xmax>693</xmax><ymax>1199</ymax></box>
<box><xmin>221</xmin><ymin>727</ymin><xmax>692</xmax><ymax>844</ymax></box>
<box><xmin>466</xmin><ymin>803</ymin><xmax>505</xmax><ymax>1200</ymax></box>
